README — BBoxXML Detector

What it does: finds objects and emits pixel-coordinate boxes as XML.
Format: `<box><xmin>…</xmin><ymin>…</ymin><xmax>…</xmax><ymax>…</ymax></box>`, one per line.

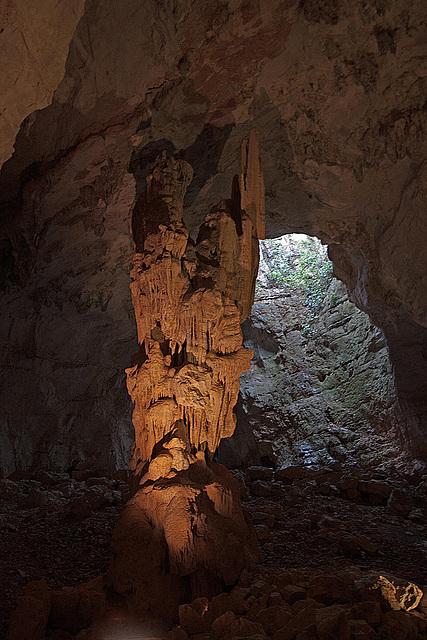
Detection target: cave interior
<box><xmin>0</xmin><ymin>1</ymin><xmax>426</xmax><ymax>639</ymax></box>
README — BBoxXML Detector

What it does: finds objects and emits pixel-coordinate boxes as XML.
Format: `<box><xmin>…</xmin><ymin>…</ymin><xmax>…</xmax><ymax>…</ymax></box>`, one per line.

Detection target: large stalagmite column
<box><xmin>109</xmin><ymin>133</ymin><xmax>264</xmax><ymax>621</ymax></box>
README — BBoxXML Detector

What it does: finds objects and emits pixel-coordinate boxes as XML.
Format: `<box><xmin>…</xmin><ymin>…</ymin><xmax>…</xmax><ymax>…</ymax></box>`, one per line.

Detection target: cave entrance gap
<box><xmin>219</xmin><ymin>234</ymin><xmax>398</xmax><ymax>473</ymax></box>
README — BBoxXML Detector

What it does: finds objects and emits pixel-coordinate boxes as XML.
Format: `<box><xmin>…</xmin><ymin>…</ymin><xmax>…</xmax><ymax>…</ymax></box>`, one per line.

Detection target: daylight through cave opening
<box><xmin>222</xmin><ymin>233</ymin><xmax>400</xmax><ymax>473</ymax></box>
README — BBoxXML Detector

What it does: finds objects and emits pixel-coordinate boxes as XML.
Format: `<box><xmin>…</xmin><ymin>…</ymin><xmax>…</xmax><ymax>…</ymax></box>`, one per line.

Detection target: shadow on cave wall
<box><xmin>128</xmin><ymin>122</ymin><xmax>233</xmax><ymax>205</ymax></box>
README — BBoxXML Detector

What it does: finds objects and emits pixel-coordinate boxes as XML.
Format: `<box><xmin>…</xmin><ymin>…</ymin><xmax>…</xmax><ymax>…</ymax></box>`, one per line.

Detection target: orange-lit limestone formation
<box><xmin>109</xmin><ymin>134</ymin><xmax>264</xmax><ymax>621</ymax></box>
<box><xmin>129</xmin><ymin>130</ymin><xmax>264</xmax><ymax>477</ymax></box>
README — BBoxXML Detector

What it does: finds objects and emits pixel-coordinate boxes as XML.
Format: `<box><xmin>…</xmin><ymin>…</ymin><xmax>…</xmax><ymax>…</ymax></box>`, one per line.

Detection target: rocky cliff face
<box><xmin>222</xmin><ymin>264</ymin><xmax>402</xmax><ymax>471</ymax></box>
<box><xmin>0</xmin><ymin>0</ymin><xmax>426</xmax><ymax>469</ymax></box>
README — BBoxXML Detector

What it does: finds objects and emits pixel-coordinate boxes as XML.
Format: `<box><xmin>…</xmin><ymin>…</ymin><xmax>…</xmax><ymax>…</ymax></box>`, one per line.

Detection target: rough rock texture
<box><xmin>0</xmin><ymin>0</ymin><xmax>426</xmax><ymax>467</ymax></box>
<box><xmin>0</xmin><ymin>0</ymin><xmax>86</xmax><ymax>166</ymax></box>
<box><xmin>222</xmin><ymin>272</ymin><xmax>403</xmax><ymax>471</ymax></box>
<box><xmin>0</xmin><ymin>134</ymin><xmax>136</xmax><ymax>473</ymax></box>
<box><xmin>108</xmin><ymin>136</ymin><xmax>262</xmax><ymax>620</ymax></box>
<box><xmin>109</xmin><ymin>460</ymin><xmax>260</xmax><ymax>622</ymax></box>
<box><xmin>4</xmin><ymin>464</ymin><xmax>427</xmax><ymax>639</ymax></box>
<box><xmin>127</xmin><ymin>132</ymin><xmax>263</xmax><ymax>477</ymax></box>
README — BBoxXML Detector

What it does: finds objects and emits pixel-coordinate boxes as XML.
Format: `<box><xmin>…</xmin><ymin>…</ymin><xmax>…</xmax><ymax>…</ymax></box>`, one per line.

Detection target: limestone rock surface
<box><xmin>109</xmin><ymin>459</ymin><xmax>260</xmax><ymax>620</ymax></box>
<box><xmin>0</xmin><ymin>134</ymin><xmax>136</xmax><ymax>472</ymax></box>
<box><xmin>126</xmin><ymin>134</ymin><xmax>263</xmax><ymax>477</ymax></box>
<box><xmin>228</xmin><ymin>275</ymin><xmax>402</xmax><ymax>471</ymax></box>
<box><xmin>0</xmin><ymin>0</ymin><xmax>86</xmax><ymax>166</ymax></box>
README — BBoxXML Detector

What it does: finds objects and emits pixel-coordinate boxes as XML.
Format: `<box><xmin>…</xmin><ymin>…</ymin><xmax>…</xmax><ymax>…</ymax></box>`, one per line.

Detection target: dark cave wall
<box><xmin>0</xmin><ymin>136</ymin><xmax>136</xmax><ymax>473</ymax></box>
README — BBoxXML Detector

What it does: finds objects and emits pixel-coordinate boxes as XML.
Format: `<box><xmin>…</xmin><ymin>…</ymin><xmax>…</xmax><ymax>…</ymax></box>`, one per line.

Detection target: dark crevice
<box><xmin>170</xmin><ymin>340</ymin><xmax>188</xmax><ymax>368</ymax></box>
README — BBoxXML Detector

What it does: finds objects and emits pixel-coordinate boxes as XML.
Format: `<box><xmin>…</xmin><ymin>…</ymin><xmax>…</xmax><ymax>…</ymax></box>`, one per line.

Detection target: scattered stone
<box><xmin>232</xmin><ymin>470</ymin><xmax>250</xmax><ymax>500</ymax></box>
<box><xmin>239</xmin><ymin>569</ymin><xmax>252</xmax><ymax>588</ymax></box>
<box><xmin>21</xmin><ymin>488</ymin><xmax>46</xmax><ymax>509</ymax></box>
<box><xmin>56</xmin><ymin>482</ymin><xmax>75</xmax><ymax>499</ymax></box>
<box><xmin>372</xmin><ymin>575</ymin><xmax>423</xmax><ymax>612</ymax></box>
<box><xmin>49</xmin><ymin>576</ymin><xmax>105</xmax><ymax>630</ymax></box>
<box><xmin>6</xmin><ymin>579</ymin><xmax>51</xmax><ymax>640</ymax></box>
<box><xmin>358</xmin><ymin>480</ymin><xmax>392</xmax><ymax>500</ymax></box>
<box><xmin>279</xmin><ymin>585</ymin><xmax>307</xmax><ymax>605</ymax></box>
<box><xmin>179</xmin><ymin>597</ymin><xmax>209</xmax><ymax>634</ymax></box>
<box><xmin>387</xmin><ymin>490</ymin><xmax>415</xmax><ymax>516</ymax></box>
<box><xmin>169</xmin><ymin>627</ymin><xmax>189</xmax><ymax>640</ymax></box>
<box><xmin>250</xmin><ymin>581</ymin><xmax>272</xmax><ymax>598</ymax></box>
<box><xmin>273</xmin><ymin>627</ymin><xmax>297</xmax><ymax>640</ymax></box>
<box><xmin>274</xmin><ymin>574</ymin><xmax>291</xmax><ymax>591</ymax></box>
<box><xmin>417</xmin><ymin>480</ymin><xmax>427</xmax><ymax>497</ymax></box>
<box><xmin>268</xmin><ymin>591</ymin><xmax>284</xmax><ymax>607</ymax></box>
<box><xmin>355</xmin><ymin>535</ymin><xmax>380</xmax><ymax>554</ymax></box>
<box><xmin>292</xmin><ymin>601</ymin><xmax>323</xmax><ymax>632</ymax></box>
<box><xmin>348</xmin><ymin>618</ymin><xmax>378</xmax><ymax>639</ymax></box>
<box><xmin>408</xmin><ymin>508</ymin><xmax>426</xmax><ymax>523</ymax></box>
<box><xmin>340</xmin><ymin>476</ymin><xmax>359</xmax><ymax>491</ymax></box>
<box><xmin>346</xmin><ymin>488</ymin><xmax>362</xmax><ymax>502</ymax></box>
<box><xmin>275</xmin><ymin>467</ymin><xmax>314</xmax><ymax>482</ymax></box>
<box><xmin>69</xmin><ymin>495</ymin><xmax>91</xmax><ymax>519</ymax></box>
<box><xmin>255</xmin><ymin>605</ymin><xmax>293</xmax><ymax>634</ymax></box>
<box><xmin>3</xmin><ymin>462</ymin><xmax>427</xmax><ymax>639</ymax></box>
<box><xmin>0</xmin><ymin>480</ymin><xmax>20</xmax><ymax>499</ymax></box>
<box><xmin>336</xmin><ymin>534</ymin><xmax>361</xmax><ymax>556</ymax></box>
<box><xmin>352</xmin><ymin>601</ymin><xmax>383</xmax><ymax>627</ymax></box>
<box><xmin>318</xmin><ymin>515</ymin><xmax>344</xmax><ymax>532</ymax></box>
<box><xmin>71</xmin><ymin>470</ymin><xmax>99</xmax><ymax>483</ymax></box>
<box><xmin>251</xmin><ymin>480</ymin><xmax>273</xmax><ymax>497</ymax></box>
<box><xmin>87</xmin><ymin>477</ymin><xmax>115</xmax><ymax>488</ymax></box>
<box><xmin>378</xmin><ymin>609</ymin><xmax>426</xmax><ymax>639</ymax></box>
<box><xmin>247</xmin><ymin>467</ymin><xmax>274</xmax><ymax>481</ymax></box>
<box><xmin>315</xmin><ymin>604</ymin><xmax>351</xmax><ymax>640</ymax></box>
<box><xmin>307</xmin><ymin>576</ymin><xmax>352</xmax><ymax>605</ymax></box>
<box><xmin>210</xmin><ymin>611</ymin><xmax>268</xmax><ymax>640</ymax></box>
<box><xmin>255</xmin><ymin>525</ymin><xmax>272</xmax><ymax>540</ymax></box>
<box><xmin>252</xmin><ymin>511</ymin><xmax>274</xmax><ymax>527</ymax></box>
<box><xmin>265</xmin><ymin>504</ymin><xmax>285</xmax><ymax>519</ymax></box>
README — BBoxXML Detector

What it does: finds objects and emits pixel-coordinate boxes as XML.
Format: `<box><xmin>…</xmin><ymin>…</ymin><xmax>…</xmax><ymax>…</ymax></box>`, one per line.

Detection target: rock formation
<box><xmin>3</xmin><ymin>464</ymin><xmax>427</xmax><ymax>638</ymax></box>
<box><xmin>0</xmin><ymin>0</ymin><xmax>426</xmax><ymax>470</ymax></box>
<box><xmin>223</xmin><ymin>269</ymin><xmax>400</xmax><ymax>471</ymax></box>
<box><xmin>108</xmin><ymin>134</ymin><xmax>263</xmax><ymax>620</ymax></box>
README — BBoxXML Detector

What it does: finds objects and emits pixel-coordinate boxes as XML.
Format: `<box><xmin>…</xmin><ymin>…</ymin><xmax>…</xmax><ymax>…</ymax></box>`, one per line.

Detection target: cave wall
<box><xmin>226</xmin><ymin>277</ymin><xmax>400</xmax><ymax>470</ymax></box>
<box><xmin>0</xmin><ymin>134</ymin><xmax>136</xmax><ymax>472</ymax></box>
<box><xmin>0</xmin><ymin>0</ymin><xmax>426</xmax><ymax>470</ymax></box>
<box><xmin>0</xmin><ymin>0</ymin><xmax>86</xmax><ymax>166</ymax></box>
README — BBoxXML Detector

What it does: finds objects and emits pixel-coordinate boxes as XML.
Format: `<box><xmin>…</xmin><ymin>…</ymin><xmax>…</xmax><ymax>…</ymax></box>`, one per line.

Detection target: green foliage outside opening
<box><xmin>257</xmin><ymin>234</ymin><xmax>334</xmax><ymax>339</ymax></box>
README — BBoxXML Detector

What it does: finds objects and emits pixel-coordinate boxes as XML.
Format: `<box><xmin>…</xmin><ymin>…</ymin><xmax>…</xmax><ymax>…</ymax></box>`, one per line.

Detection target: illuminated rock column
<box><xmin>109</xmin><ymin>133</ymin><xmax>264</xmax><ymax>620</ymax></box>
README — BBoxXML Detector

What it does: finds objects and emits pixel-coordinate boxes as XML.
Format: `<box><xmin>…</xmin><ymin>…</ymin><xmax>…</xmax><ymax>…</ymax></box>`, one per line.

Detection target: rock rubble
<box><xmin>3</xmin><ymin>462</ymin><xmax>426</xmax><ymax>639</ymax></box>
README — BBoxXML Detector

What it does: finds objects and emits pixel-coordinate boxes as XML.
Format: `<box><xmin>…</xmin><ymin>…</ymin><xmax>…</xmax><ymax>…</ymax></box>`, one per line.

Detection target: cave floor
<box><xmin>0</xmin><ymin>478</ymin><xmax>123</xmax><ymax>640</ymax></box>
<box><xmin>242</xmin><ymin>471</ymin><xmax>427</xmax><ymax>586</ymax></box>
<box><xmin>1</xmin><ymin>465</ymin><xmax>426</xmax><ymax>638</ymax></box>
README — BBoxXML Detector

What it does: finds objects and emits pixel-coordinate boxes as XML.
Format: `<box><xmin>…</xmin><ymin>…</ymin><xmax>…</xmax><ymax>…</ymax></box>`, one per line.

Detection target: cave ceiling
<box><xmin>1</xmin><ymin>0</ymin><xmax>424</xmax><ymax>236</ymax></box>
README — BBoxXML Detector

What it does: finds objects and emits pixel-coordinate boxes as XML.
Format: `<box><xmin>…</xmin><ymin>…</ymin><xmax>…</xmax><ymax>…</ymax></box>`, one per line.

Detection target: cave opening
<box><xmin>220</xmin><ymin>233</ymin><xmax>403</xmax><ymax>475</ymax></box>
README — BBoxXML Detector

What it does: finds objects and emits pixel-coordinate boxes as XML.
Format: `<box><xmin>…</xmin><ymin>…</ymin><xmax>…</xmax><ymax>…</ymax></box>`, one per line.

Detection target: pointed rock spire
<box><xmin>238</xmin><ymin>130</ymin><xmax>266</xmax><ymax>240</ymax></box>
